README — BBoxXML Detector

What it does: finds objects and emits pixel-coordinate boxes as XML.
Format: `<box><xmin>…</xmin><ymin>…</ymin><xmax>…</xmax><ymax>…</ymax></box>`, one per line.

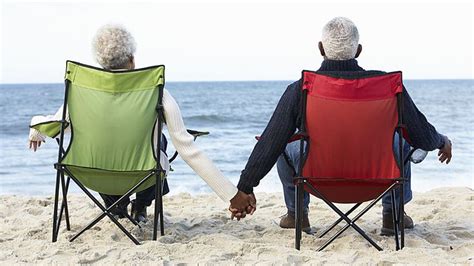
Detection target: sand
<box><xmin>0</xmin><ymin>187</ymin><xmax>473</xmax><ymax>265</ymax></box>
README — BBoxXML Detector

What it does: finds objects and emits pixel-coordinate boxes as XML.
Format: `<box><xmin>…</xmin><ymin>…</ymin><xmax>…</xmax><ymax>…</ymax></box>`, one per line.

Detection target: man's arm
<box><xmin>402</xmin><ymin>87</ymin><xmax>445</xmax><ymax>151</ymax></box>
<box><xmin>237</xmin><ymin>80</ymin><xmax>302</xmax><ymax>194</ymax></box>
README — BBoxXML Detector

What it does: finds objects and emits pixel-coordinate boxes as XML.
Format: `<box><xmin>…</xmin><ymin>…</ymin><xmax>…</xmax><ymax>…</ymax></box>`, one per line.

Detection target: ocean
<box><xmin>0</xmin><ymin>80</ymin><xmax>472</xmax><ymax>196</ymax></box>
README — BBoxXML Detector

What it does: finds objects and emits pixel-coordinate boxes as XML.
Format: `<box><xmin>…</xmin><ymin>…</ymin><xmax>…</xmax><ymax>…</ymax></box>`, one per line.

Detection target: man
<box><xmin>229</xmin><ymin>17</ymin><xmax>452</xmax><ymax>235</ymax></box>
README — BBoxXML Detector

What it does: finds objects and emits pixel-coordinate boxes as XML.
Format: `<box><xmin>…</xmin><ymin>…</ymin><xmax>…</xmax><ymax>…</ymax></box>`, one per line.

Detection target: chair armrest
<box><xmin>30</xmin><ymin>120</ymin><xmax>69</xmax><ymax>138</ymax></box>
<box><xmin>255</xmin><ymin>133</ymin><xmax>306</xmax><ymax>143</ymax></box>
<box><xmin>187</xmin><ymin>129</ymin><xmax>210</xmax><ymax>139</ymax></box>
<box><xmin>169</xmin><ymin>129</ymin><xmax>210</xmax><ymax>163</ymax></box>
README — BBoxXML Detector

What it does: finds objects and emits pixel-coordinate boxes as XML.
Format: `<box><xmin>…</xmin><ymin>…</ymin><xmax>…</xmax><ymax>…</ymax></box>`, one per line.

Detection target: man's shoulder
<box><xmin>287</xmin><ymin>79</ymin><xmax>303</xmax><ymax>91</ymax></box>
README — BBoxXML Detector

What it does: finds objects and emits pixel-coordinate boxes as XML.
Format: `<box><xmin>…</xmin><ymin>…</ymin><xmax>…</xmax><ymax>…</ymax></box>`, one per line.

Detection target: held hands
<box><xmin>229</xmin><ymin>191</ymin><xmax>256</xmax><ymax>221</ymax></box>
<box><xmin>438</xmin><ymin>135</ymin><xmax>452</xmax><ymax>164</ymax></box>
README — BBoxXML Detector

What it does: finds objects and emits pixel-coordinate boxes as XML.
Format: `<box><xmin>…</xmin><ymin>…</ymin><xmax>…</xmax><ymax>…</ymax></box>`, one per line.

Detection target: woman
<box><xmin>28</xmin><ymin>24</ymin><xmax>254</xmax><ymax>222</ymax></box>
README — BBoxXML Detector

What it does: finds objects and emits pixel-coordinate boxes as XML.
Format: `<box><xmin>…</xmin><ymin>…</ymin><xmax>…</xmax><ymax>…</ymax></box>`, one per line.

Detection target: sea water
<box><xmin>0</xmin><ymin>80</ymin><xmax>472</xmax><ymax>196</ymax></box>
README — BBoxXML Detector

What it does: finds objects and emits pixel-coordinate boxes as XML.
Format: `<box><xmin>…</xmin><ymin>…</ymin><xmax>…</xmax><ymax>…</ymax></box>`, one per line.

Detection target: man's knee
<box><xmin>277</xmin><ymin>154</ymin><xmax>294</xmax><ymax>184</ymax></box>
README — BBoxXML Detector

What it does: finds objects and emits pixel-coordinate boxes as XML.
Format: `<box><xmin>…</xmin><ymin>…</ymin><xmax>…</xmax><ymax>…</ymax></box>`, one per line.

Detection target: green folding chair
<box><xmin>31</xmin><ymin>61</ymin><xmax>180</xmax><ymax>244</ymax></box>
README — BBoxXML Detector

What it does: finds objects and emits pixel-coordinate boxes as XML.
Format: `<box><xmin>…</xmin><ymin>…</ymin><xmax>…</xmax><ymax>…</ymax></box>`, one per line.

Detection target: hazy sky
<box><xmin>1</xmin><ymin>0</ymin><xmax>473</xmax><ymax>83</ymax></box>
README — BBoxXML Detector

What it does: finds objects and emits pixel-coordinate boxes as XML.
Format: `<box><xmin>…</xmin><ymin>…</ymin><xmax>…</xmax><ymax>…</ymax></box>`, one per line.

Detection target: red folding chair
<box><xmin>294</xmin><ymin>71</ymin><xmax>406</xmax><ymax>251</ymax></box>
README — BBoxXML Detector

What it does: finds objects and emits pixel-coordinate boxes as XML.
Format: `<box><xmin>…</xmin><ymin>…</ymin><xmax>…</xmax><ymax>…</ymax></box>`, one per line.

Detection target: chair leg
<box><xmin>52</xmin><ymin>170</ymin><xmax>61</xmax><ymax>242</ymax></box>
<box><xmin>159</xmin><ymin>175</ymin><xmax>164</xmax><ymax>236</ymax></box>
<box><xmin>390</xmin><ymin>189</ymin><xmax>400</xmax><ymax>250</ymax></box>
<box><xmin>400</xmin><ymin>183</ymin><xmax>405</xmax><ymax>249</ymax></box>
<box><xmin>56</xmin><ymin>173</ymin><xmax>71</xmax><ymax>234</ymax></box>
<box><xmin>54</xmin><ymin>175</ymin><xmax>67</xmax><ymax>237</ymax></box>
<box><xmin>153</xmin><ymin>173</ymin><xmax>165</xmax><ymax>240</ymax></box>
<box><xmin>153</xmin><ymin>174</ymin><xmax>160</xmax><ymax>240</ymax></box>
<box><xmin>64</xmin><ymin>176</ymin><xmax>71</xmax><ymax>230</ymax></box>
<box><xmin>295</xmin><ymin>179</ymin><xmax>304</xmax><ymax>250</ymax></box>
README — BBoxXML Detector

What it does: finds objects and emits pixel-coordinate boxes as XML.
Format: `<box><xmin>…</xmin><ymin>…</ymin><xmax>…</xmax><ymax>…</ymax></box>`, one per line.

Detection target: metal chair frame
<box><xmin>294</xmin><ymin>88</ymin><xmax>406</xmax><ymax>251</ymax></box>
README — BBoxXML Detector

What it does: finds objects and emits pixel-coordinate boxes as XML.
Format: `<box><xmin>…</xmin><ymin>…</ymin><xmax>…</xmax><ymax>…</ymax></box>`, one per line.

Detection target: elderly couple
<box><xmin>29</xmin><ymin>17</ymin><xmax>452</xmax><ymax>235</ymax></box>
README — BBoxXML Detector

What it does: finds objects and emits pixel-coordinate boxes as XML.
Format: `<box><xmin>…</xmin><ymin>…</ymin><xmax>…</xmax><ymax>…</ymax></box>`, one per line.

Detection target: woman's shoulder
<box><xmin>162</xmin><ymin>88</ymin><xmax>176</xmax><ymax>102</ymax></box>
<box><xmin>162</xmin><ymin>88</ymin><xmax>175</xmax><ymax>98</ymax></box>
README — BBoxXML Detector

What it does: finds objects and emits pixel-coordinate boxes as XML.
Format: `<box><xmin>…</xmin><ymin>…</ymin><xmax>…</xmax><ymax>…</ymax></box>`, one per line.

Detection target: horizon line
<box><xmin>1</xmin><ymin>78</ymin><xmax>473</xmax><ymax>85</ymax></box>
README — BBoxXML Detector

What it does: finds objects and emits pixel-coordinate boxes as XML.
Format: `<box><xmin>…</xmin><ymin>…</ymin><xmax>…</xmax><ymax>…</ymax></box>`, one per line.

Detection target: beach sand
<box><xmin>0</xmin><ymin>187</ymin><xmax>472</xmax><ymax>264</ymax></box>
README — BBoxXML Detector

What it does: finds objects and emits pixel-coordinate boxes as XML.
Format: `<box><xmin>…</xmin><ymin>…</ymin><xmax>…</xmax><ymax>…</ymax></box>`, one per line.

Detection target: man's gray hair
<box><xmin>92</xmin><ymin>24</ymin><xmax>136</xmax><ymax>69</ymax></box>
<box><xmin>321</xmin><ymin>17</ymin><xmax>359</xmax><ymax>60</ymax></box>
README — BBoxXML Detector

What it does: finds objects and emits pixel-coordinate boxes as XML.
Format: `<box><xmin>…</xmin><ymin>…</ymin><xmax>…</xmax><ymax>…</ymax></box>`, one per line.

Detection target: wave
<box><xmin>183</xmin><ymin>114</ymin><xmax>242</xmax><ymax>124</ymax></box>
<box><xmin>0</xmin><ymin>124</ymin><xmax>30</xmax><ymax>135</ymax></box>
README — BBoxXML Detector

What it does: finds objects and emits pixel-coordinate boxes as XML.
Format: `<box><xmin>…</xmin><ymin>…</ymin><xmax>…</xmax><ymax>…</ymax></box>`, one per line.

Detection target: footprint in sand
<box><xmin>0</xmin><ymin>238</ymin><xmax>14</xmax><ymax>243</ymax></box>
<box><xmin>415</xmin><ymin>199</ymin><xmax>436</xmax><ymax>205</ymax></box>
<box><xmin>446</xmin><ymin>226</ymin><xmax>474</xmax><ymax>239</ymax></box>
<box><xmin>26</xmin><ymin>229</ymin><xmax>45</xmax><ymax>239</ymax></box>
<box><xmin>77</xmin><ymin>252</ymin><xmax>107</xmax><ymax>264</ymax></box>
<box><xmin>259</xmin><ymin>202</ymin><xmax>276</xmax><ymax>208</ymax></box>
<box><xmin>254</xmin><ymin>225</ymin><xmax>265</xmax><ymax>232</ymax></box>
<box><xmin>26</xmin><ymin>208</ymin><xmax>43</xmax><ymax>216</ymax></box>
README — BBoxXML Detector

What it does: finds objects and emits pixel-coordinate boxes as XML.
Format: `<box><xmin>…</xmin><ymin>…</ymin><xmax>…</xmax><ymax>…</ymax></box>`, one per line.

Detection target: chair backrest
<box><xmin>301</xmin><ymin>71</ymin><xmax>403</xmax><ymax>203</ymax></box>
<box><xmin>60</xmin><ymin>61</ymin><xmax>165</xmax><ymax>194</ymax></box>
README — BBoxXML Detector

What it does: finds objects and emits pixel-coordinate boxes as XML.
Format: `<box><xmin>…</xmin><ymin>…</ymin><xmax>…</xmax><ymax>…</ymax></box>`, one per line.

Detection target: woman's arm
<box><xmin>162</xmin><ymin>89</ymin><xmax>238</xmax><ymax>202</ymax></box>
<box><xmin>28</xmin><ymin>105</ymin><xmax>69</xmax><ymax>151</ymax></box>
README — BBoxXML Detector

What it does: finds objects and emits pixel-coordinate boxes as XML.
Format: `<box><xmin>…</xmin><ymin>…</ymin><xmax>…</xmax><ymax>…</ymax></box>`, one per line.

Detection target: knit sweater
<box><xmin>29</xmin><ymin>89</ymin><xmax>239</xmax><ymax>202</ymax></box>
<box><xmin>237</xmin><ymin>59</ymin><xmax>445</xmax><ymax>194</ymax></box>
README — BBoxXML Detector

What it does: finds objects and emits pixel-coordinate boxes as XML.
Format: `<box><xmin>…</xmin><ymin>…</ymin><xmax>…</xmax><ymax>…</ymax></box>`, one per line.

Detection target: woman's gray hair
<box><xmin>92</xmin><ymin>24</ymin><xmax>136</xmax><ymax>69</ymax></box>
<box><xmin>321</xmin><ymin>17</ymin><xmax>359</xmax><ymax>60</ymax></box>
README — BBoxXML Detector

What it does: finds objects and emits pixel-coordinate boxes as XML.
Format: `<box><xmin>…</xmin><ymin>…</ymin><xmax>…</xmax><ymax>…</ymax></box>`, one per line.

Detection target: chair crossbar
<box><xmin>299</xmin><ymin>180</ymin><xmax>402</xmax><ymax>251</ymax></box>
<box><xmin>55</xmin><ymin>166</ymin><xmax>163</xmax><ymax>245</ymax></box>
<box><xmin>317</xmin><ymin>203</ymin><xmax>361</xmax><ymax>238</ymax></box>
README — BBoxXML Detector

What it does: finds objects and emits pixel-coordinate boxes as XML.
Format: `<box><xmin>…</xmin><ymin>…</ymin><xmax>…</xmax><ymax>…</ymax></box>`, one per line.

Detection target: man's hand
<box><xmin>229</xmin><ymin>191</ymin><xmax>256</xmax><ymax>220</ymax></box>
<box><xmin>438</xmin><ymin>135</ymin><xmax>452</xmax><ymax>164</ymax></box>
<box><xmin>246</xmin><ymin>193</ymin><xmax>256</xmax><ymax>215</ymax></box>
<box><xmin>29</xmin><ymin>140</ymin><xmax>43</xmax><ymax>152</ymax></box>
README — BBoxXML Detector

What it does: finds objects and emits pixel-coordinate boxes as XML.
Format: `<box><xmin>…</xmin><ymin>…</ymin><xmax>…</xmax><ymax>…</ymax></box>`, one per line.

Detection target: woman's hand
<box><xmin>29</xmin><ymin>140</ymin><xmax>43</xmax><ymax>152</ymax></box>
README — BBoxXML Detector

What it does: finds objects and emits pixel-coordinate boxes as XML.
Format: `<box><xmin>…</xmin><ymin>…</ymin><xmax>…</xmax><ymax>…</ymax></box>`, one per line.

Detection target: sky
<box><xmin>0</xmin><ymin>0</ymin><xmax>473</xmax><ymax>83</ymax></box>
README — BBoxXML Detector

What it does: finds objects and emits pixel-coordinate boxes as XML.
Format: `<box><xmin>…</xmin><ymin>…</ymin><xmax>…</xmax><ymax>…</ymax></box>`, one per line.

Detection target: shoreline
<box><xmin>1</xmin><ymin>187</ymin><xmax>472</xmax><ymax>264</ymax></box>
